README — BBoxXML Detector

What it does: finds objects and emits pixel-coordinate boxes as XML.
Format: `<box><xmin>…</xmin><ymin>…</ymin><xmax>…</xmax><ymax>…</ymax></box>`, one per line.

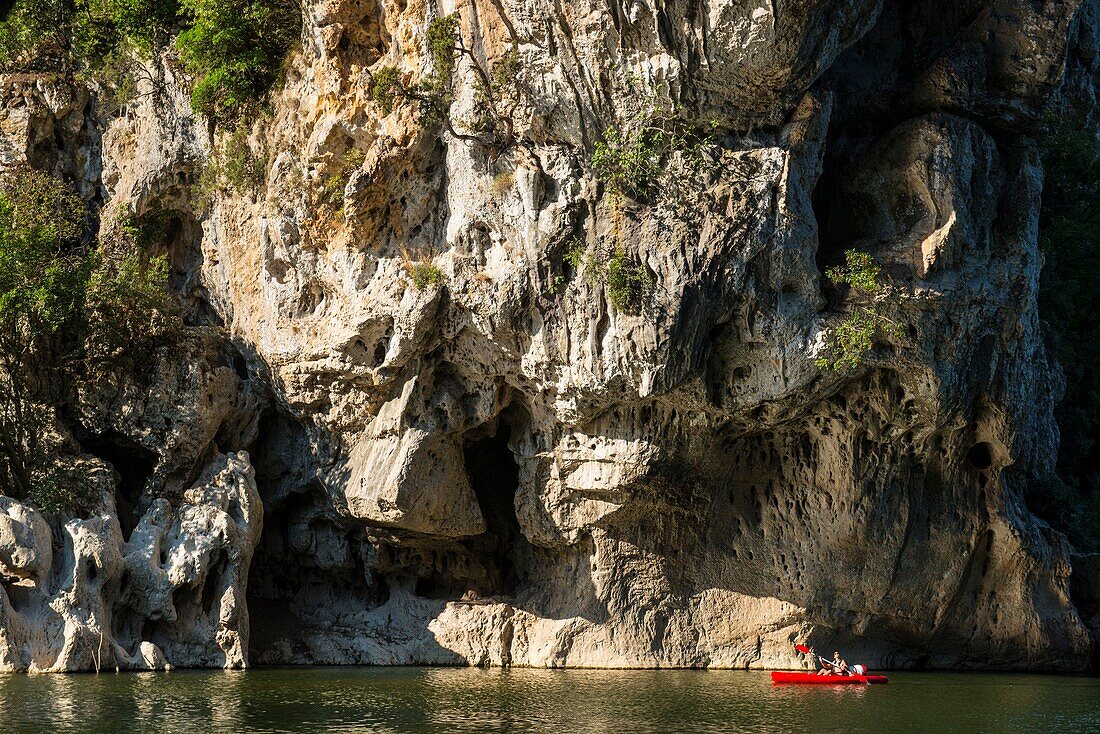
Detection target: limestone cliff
<box><xmin>0</xmin><ymin>0</ymin><xmax>1098</xmax><ymax>672</ymax></box>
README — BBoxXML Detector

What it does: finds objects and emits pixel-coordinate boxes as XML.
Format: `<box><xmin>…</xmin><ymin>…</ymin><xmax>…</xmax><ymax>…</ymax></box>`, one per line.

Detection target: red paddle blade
<box><xmin>795</xmin><ymin>644</ymin><xmax>811</xmax><ymax>654</ymax></box>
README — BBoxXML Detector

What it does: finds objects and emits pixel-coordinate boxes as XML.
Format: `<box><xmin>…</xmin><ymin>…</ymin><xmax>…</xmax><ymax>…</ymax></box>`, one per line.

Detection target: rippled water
<box><xmin>1</xmin><ymin>668</ymin><xmax>1098</xmax><ymax>733</ymax></box>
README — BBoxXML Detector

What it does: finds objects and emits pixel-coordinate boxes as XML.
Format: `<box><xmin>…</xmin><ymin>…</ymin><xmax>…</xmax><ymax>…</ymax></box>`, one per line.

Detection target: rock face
<box><xmin>1</xmin><ymin>0</ymin><xmax>1099</xmax><ymax>671</ymax></box>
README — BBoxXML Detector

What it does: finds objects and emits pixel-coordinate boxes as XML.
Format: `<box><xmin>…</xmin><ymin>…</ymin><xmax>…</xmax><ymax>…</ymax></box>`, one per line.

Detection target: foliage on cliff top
<box><xmin>0</xmin><ymin>0</ymin><xmax>177</xmax><ymax>74</ymax></box>
<box><xmin>1033</xmin><ymin>112</ymin><xmax>1100</xmax><ymax>551</ymax></box>
<box><xmin>176</xmin><ymin>0</ymin><xmax>300</xmax><ymax>128</ymax></box>
<box><xmin>0</xmin><ymin>0</ymin><xmax>300</xmax><ymax>128</ymax></box>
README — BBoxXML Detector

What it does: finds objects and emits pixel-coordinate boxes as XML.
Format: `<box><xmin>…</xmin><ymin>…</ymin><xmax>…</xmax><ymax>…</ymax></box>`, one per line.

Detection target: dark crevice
<box><xmin>72</xmin><ymin>427</ymin><xmax>157</xmax><ymax>541</ymax></box>
<box><xmin>460</xmin><ymin>411</ymin><xmax>533</xmax><ymax>598</ymax></box>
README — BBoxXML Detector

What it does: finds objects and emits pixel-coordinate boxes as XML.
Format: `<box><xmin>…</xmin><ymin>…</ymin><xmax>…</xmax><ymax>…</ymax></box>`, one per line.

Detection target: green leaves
<box><xmin>825</xmin><ymin>250</ymin><xmax>880</xmax><ymax>294</ymax></box>
<box><xmin>0</xmin><ymin>0</ymin><xmax>180</xmax><ymax>74</ymax></box>
<box><xmin>370</xmin><ymin>65</ymin><xmax>401</xmax><ymax>116</ymax></box>
<box><xmin>0</xmin><ymin>171</ymin><xmax>180</xmax><ymax>506</ymax></box>
<box><xmin>30</xmin><ymin>463</ymin><xmax>100</xmax><ymax>516</ymax></box>
<box><xmin>559</xmin><ymin>240</ymin><xmax>652</xmax><ymax>313</ymax></box>
<box><xmin>815</xmin><ymin>249</ymin><xmax>900</xmax><ymax>373</ymax></box>
<box><xmin>591</xmin><ymin>94</ymin><xmax>716</xmax><ymax>200</ymax></box>
<box><xmin>0</xmin><ymin>168</ymin><xmax>89</xmax><ymax>343</ymax></box>
<box><xmin>176</xmin><ymin>0</ymin><xmax>299</xmax><ymax>127</ymax></box>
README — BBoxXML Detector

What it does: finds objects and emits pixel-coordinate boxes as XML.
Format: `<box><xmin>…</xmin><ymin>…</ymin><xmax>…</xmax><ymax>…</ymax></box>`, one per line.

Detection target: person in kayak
<box><xmin>811</xmin><ymin>650</ymin><xmax>850</xmax><ymax>675</ymax></box>
<box><xmin>830</xmin><ymin>651</ymin><xmax>852</xmax><ymax>676</ymax></box>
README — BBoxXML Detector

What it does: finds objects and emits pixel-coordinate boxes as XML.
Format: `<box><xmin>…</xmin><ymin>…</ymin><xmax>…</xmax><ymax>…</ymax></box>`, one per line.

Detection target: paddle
<box><xmin>794</xmin><ymin>644</ymin><xmax>854</xmax><ymax>675</ymax></box>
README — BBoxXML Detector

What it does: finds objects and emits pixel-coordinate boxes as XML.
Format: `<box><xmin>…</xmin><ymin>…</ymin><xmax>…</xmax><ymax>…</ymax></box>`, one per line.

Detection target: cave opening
<box><xmin>460</xmin><ymin>414</ymin><xmax>533</xmax><ymax>599</ymax></box>
<box><xmin>245</xmin><ymin>480</ymin><xmax>389</xmax><ymax>663</ymax></box>
<box><xmin>75</xmin><ymin>429</ymin><xmax>157</xmax><ymax>540</ymax></box>
<box><xmin>966</xmin><ymin>442</ymin><xmax>994</xmax><ymax>471</ymax></box>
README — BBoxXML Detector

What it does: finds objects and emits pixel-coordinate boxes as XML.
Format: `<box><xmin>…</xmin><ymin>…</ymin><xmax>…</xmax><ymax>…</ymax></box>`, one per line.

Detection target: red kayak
<box><xmin>771</xmin><ymin>671</ymin><xmax>889</xmax><ymax>685</ymax></box>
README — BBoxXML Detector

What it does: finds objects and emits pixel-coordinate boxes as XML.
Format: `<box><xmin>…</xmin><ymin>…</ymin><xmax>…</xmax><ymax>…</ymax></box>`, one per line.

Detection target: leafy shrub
<box><xmin>0</xmin><ymin>167</ymin><xmax>90</xmax><ymax>497</ymax></box>
<box><xmin>369</xmin><ymin>65</ymin><xmax>401</xmax><ymax>115</ymax></box>
<box><xmin>560</xmin><ymin>240</ymin><xmax>651</xmax><ymax>313</ymax></box>
<box><xmin>84</xmin><ymin>215</ymin><xmax>180</xmax><ymax>366</ymax></box>
<box><xmin>175</xmin><ymin>0</ymin><xmax>300</xmax><ymax>127</ymax></box>
<box><xmin>0</xmin><ymin>169</ymin><xmax>179</xmax><ymax>500</ymax></box>
<box><xmin>29</xmin><ymin>463</ymin><xmax>100</xmax><ymax>516</ymax></box>
<box><xmin>401</xmin><ymin>250</ymin><xmax>445</xmax><ymax>290</ymax></box>
<box><xmin>0</xmin><ymin>0</ymin><xmax>178</xmax><ymax>74</ymax></box>
<box><xmin>815</xmin><ymin>250</ymin><xmax>901</xmax><ymax>372</ymax></box>
<box><xmin>605</xmin><ymin>248</ymin><xmax>649</xmax><ymax>312</ymax></box>
<box><xmin>195</xmin><ymin>121</ymin><xmax>266</xmax><ymax>201</ymax></box>
<box><xmin>591</xmin><ymin>93</ymin><xmax>716</xmax><ymax>200</ymax></box>
<box><xmin>0</xmin><ymin>0</ymin><xmax>299</xmax><ymax>128</ymax></box>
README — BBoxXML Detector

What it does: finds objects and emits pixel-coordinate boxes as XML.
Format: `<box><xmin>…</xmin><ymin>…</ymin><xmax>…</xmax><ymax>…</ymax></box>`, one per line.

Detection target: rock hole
<box><xmin>70</xmin><ymin>427</ymin><xmax>157</xmax><ymax>542</ymax></box>
<box><xmin>966</xmin><ymin>442</ymin><xmax>994</xmax><ymax>470</ymax></box>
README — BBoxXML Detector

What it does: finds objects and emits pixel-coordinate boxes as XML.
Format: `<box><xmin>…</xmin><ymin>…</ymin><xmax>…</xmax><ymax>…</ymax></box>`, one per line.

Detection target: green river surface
<box><xmin>0</xmin><ymin>668</ymin><xmax>1097</xmax><ymax>733</ymax></box>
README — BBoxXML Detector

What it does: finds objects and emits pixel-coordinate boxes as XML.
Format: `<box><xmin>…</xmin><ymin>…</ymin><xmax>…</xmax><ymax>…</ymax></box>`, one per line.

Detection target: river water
<box><xmin>0</xmin><ymin>667</ymin><xmax>1097</xmax><ymax>733</ymax></box>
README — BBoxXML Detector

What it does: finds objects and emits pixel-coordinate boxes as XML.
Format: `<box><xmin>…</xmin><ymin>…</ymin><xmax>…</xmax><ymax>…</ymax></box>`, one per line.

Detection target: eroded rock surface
<box><xmin>1</xmin><ymin>0</ymin><xmax>1098</xmax><ymax>671</ymax></box>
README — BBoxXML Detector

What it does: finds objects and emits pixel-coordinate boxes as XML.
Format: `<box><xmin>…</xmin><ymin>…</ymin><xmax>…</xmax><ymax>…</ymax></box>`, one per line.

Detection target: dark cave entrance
<box><xmin>242</xmin><ymin>405</ymin><xmax>536</xmax><ymax>663</ymax></box>
<box><xmin>459</xmin><ymin>414</ymin><xmax>533</xmax><ymax>599</ymax></box>
<box><xmin>76</xmin><ymin>429</ymin><xmax>157</xmax><ymax>540</ymax></box>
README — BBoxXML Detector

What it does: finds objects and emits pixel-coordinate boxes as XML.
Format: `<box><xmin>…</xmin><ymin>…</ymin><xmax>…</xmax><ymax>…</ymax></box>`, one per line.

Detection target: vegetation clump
<box><xmin>196</xmin><ymin>121</ymin><xmax>266</xmax><ymax>201</ymax></box>
<box><xmin>401</xmin><ymin>250</ymin><xmax>445</xmax><ymax>290</ymax></box>
<box><xmin>175</xmin><ymin>0</ymin><xmax>300</xmax><ymax>128</ymax></box>
<box><xmin>562</xmin><ymin>240</ymin><xmax>651</xmax><ymax>313</ymax></box>
<box><xmin>369</xmin><ymin>15</ymin><xmax>527</xmax><ymax>154</ymax></box>
<box><xmin>0</xmin><ymin>0</ymin><xmax>300</xmax><ymax>128</ymax></box>
<box><xmin>815</xmin><ymin>250</ymin><xmax>901</xmax><ymax>372</ymax></box>
<box><xmin>0</xmin><ymin>168</ymin><xmax>178</xmax><ymax>513</ymax></box>
<box><xmin>591</xmin><ymin>88</ymin><xmax>717</xmax><ymax>200</ymax></box>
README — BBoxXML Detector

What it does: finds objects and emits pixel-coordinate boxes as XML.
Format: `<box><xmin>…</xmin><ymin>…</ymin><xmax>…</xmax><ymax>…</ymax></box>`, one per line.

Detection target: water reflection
<box><xmin>0</xmin><ymin>668</ymin><xmax>1097</xmax><ymax>734</ymax></box>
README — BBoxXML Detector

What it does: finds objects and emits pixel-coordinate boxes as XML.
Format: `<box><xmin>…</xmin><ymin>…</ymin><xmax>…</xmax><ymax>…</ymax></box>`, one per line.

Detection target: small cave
<box><xmin>245</xmin><ymin>481</ymin><xmax>389</xmax><ymax>663</ymax></box>
<box><xmin>74</xmin><ymin>428</ymin><xmax>157</xmax><ymax>540</ymax></box>
<box><xmin>966</xmin><ymin>442</ymin><xmax>994</xmax><ymax>471</ymax></box>
<box><xmin>459</xmin><ymin>415</ymin><xmax>534</xmax><ymax>599</ymax></box>
<box><xmin>165</xmin><ymin>211</ymin><xmax>223</xmax><ymax>327</ymax></box>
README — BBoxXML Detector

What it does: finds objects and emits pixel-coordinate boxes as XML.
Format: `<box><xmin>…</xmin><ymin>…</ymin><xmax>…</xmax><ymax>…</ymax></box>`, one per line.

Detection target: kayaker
<box><xmin>830</xmin><ymin>651</ymin><xmax>851</xmax><ymax>676</ymax></box>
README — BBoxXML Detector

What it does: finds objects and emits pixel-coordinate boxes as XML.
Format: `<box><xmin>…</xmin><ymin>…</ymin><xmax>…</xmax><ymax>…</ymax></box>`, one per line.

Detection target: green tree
<box><xmin>0</xmin><ymin>167</ymin><xmax>90</xmax><ymax>498</ymax></box>
<box><xmin>176</xmin><ymin>0</ymin><xmax>299</xmax><ymax>128</ymax></box>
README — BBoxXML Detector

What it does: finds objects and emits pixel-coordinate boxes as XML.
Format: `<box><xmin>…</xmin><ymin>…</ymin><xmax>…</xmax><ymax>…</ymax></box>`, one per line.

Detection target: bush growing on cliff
<box><xmin>561</xmin><ymin>240</ymin><xmax>651</xmax><ymax>313</ymax></box>
<box><xmin>401</xmin><ymin>250</ymin><xmax>446</xmax><ymax>290</ymax></box>
<box><xmin>195</xmin><ymin>121</ymin><xmax>266</xmax><ymax>201</ymax></box>
<box><xmin>0</xmin><ymin>0</ymin><xmax>178</xmax><ymax>74</ymax></box>
<box><xmin>591</xmin><ymin>89</ymin><xmax>717</xmax><ymax>200</ymax></box>
<box><xmin>83</xmin><ymin>209</ymin><xmax>181</xmax><ymax>365</ymax></box>
<box><xmin>176</xmin><ymin>0</ymin><xmax>300</xmax><ymax>128</ymax></box>
<box><xmin>0</xmin><ymin>167</ymin><xmax>90</xmax><ymax>498</ymax></box>
<box><xmin>0</xmin><ymin>0</ymin><xmax>299</xmax><ymax>128</ymax></box>
<box><xmin>368</xmin><ymin>15</ymin><xmax>528</xmax><ymax>154</ymax></box>
<box><xmin>815</xmin><ymin>250</ymin><xmax>902</xmax><ymax>372</ymax></box>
